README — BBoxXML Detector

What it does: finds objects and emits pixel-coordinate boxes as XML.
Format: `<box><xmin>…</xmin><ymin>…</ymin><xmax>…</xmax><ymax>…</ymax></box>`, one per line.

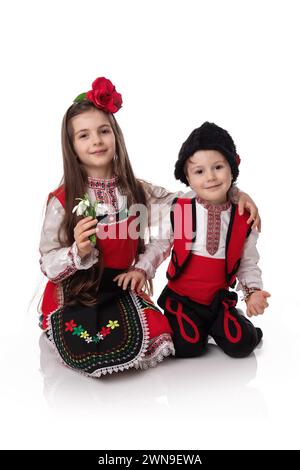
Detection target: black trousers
<box><xmin>158</xmin><ymin>287</ymin><xmax>261</xmax><ymax>359</ymax></box>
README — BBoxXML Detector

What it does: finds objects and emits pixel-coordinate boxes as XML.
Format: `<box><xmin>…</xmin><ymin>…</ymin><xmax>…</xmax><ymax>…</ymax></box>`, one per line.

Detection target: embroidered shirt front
<box><xmin>194</xmin><ymin>197</ymin><xmax>232</xmax><ymax>258</ymax></box>
<box><xmin>87</xmin><ymin>175</ymin><xmax>119</xmax><ymax>212</ymax></box>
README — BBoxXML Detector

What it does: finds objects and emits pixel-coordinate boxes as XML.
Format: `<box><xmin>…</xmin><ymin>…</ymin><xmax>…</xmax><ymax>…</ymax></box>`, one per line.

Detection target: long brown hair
<box><xmin>54</xmin><ymin>100</ymin><xmax>151</xmax><ymax>306</ymax></box>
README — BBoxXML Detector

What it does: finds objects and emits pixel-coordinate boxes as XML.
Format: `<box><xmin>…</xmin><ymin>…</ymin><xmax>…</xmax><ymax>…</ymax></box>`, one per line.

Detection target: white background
<box><xmin>0</xmin><ymin>0</ymin><xmax>299</xmax><ymax>450</ymax></box>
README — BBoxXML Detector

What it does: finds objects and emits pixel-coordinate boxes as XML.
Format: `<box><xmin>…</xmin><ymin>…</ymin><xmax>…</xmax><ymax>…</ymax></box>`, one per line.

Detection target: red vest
<box><xmin>166</xmin><ymin>198</ymin><xmax>251</xmax><ymax>287</ymax></box>
<box><xmin>40</xmin><ymin>186</ymin><xmax>139</xmax><ymax>329</ymax></box>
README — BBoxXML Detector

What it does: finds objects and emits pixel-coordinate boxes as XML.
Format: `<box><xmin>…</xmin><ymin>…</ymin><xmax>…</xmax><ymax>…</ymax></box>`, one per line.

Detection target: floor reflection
<box><xmin>39</xmin><ymin>333</ymin><xmax>268</xmax><ymax>420</ymax></box>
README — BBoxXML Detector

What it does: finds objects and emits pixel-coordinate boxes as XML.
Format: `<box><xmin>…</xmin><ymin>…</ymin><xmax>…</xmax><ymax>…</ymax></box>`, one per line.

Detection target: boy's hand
<box><xmin>237</xmin><ymin>191</ymin><xmax>261</xmax><ymax>232</ymax></box>
<box><xmin>113</xmin><ymin>270</ymin><xmax>146</xmax><ymax>293</ymax></box>
<box><xmin>246</xmin><ymin>290</ymin><xmax>271</xmax><ymax>317</ymax></box>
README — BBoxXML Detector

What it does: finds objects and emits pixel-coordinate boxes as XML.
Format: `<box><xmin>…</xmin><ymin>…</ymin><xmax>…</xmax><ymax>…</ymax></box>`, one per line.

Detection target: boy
<box><xmin>157</xmin><ymin>122</ymin><xmax>270</xmax><ymax>358</ymax></box>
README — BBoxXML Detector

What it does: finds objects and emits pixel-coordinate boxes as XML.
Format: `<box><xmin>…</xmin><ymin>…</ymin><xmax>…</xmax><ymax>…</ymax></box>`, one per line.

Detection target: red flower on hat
<box><xmin>86</xmin><ymin>77</ymin><xmax>122</xmax><ymax>114</ymax></box>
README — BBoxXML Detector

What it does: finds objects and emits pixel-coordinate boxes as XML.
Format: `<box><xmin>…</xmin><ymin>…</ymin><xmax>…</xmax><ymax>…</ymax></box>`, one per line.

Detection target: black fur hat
<box><xmin>174</xmin><ymin>122</ymin><xmax>240</xmax><ymax>186</ymax></box>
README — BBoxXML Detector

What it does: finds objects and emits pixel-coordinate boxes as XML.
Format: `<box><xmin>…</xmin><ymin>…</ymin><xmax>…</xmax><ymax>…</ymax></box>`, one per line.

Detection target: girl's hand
<box><xmin>113</xmin><ymin>270</ymin><xmax>146</xmax><ymax>293</ymax></box>
<box><xmin>237</xmin><ymin>191</ymin><xmax>261</xmax><ymax>232</ymax></box>
<box><xmin>246</xmin><ymin>290</ymin><xmax>271</xmax><ymax>317</ymax></box>
<box><xmin>74</xmin><ymin>216</ymin><xmax>98</xmax><ymax>259</ymax></box>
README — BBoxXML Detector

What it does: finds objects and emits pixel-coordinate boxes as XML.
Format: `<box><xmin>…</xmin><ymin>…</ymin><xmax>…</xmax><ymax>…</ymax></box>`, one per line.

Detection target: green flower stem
<box><xmin>86</xmin><ymin>204</ymin><xmax>97</xmax><ymax>245</ymax></box>
<box><xmin>90</xmin><ymin>234</ymin><xmax>97</xmax><ymax>245</ymax></box>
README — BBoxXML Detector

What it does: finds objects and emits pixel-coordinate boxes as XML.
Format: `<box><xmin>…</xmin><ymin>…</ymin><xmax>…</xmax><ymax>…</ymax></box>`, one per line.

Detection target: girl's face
<box><xmin>71</xmin><ymin>108</ymin><xmax>116</xmax><ymax>177</ymax></box>
<box><xmin>186</xmin><ymin>150</ymin><xmax>232</xmax><ymax>204</ymax></box>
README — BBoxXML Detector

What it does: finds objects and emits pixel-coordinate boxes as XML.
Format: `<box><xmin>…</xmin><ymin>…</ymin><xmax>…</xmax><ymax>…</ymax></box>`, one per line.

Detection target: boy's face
<box><xmin>186</xmin><ymin>150</ymin><xmax>232</xmax><ymax>204</ymax></box>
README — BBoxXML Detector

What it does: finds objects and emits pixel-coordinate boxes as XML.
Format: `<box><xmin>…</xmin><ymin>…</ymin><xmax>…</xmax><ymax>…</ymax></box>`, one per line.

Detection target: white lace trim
<box><xmin>136</xmin><ymin>335</ymin><xmax>175</xmax><ymax>370</ymax></box>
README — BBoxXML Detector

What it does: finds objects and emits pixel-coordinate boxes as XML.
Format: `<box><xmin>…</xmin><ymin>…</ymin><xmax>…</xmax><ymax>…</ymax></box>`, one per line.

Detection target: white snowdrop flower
<box><xmin>75</xmin><ymin>200</ymin><xmax>89</xmax><ymax>216</ymax></box>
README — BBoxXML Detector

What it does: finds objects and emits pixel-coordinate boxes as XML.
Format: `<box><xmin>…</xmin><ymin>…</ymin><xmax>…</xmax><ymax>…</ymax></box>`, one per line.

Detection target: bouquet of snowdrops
<box><xmin>72</xmin><ymin>193</ymin><xmax>109</xmax><ymax>244</ymax></box>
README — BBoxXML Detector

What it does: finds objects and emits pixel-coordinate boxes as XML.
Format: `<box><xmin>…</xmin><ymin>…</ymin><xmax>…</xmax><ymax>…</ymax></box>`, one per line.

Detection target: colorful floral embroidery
<box><xmin>65</xmin><ymin>320</ymin><xmax>120</xmax><ymax>344</ymax></box>
<box><xmin>72</xmin><ymin>325</ymin><xmax>85</xmax><ymax>336</ymax></box>
<box><xmin>50</xmin><ymin>292</ymin><xmax>146</xmax><ymax>376</ymax></box>
<box><xmin>65</xmin><ymin>320</ymin><xmax>77</xmax><ymax>332</ymax></box>
<box><xmin>80</xmin><ymin>330</ymin><xmax>89</xmax><ymax>339</ymax></box>
<box><xmin>99</xmin><ymin>326</ymin><xmax>111</xmax><ymax>337</ymax></box>
<box><xmin>107</xmin><ymin>320</ymin><xmax>119</xmax><ymax>330</ymax></box>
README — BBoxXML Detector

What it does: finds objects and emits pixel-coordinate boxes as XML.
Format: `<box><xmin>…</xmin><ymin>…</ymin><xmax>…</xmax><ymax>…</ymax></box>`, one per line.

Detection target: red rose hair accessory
<box><xmin>235</xmin><ymin>154</ymin><xmax>241</xmax><ymax>166</ymax></box>
<box><xmin>73</xmin><ymin>77</ymin><xmax>122</xmax><ymax>114</ymax></box>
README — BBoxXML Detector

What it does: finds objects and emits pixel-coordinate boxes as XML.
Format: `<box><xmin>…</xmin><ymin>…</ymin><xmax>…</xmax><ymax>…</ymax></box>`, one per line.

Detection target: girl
<box><xmin>39</xmin><ymin>77</ymin><xmax>260</xmax><ymax>377</ymax></box>
<box><xmin>39</xmin><ymin>77</ymin><xmax>175</xmax><ymax>377</ymax></box>
<box><xmin>119</xmin><ymin>122</ymin><xmax>270</xmax><ymax>359</ymax></box>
